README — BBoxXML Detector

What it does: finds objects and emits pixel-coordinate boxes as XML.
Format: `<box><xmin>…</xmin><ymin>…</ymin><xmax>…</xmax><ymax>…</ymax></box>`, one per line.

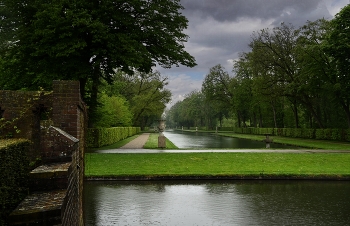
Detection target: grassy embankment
<box><xmin>218</xmin><ymin>132</ymin><xmax>350</xmax><ymax>150</ymax></box>
<box><xmin>88</xmin><ymin>133</ymin><xmax>178</xmax><ymax>151</ymax></box>
<box><xmin>85</xmin><ymin>131</ymin><xmax>350</xmax><ymax>179</ymax></box>
<box><xmin>143</xmin><ymin>133</ymin><xmax>178</xmax><ymax>149</ymax></box>
<box><xmin>179</xmin><ymin>129</ymin><xmax>350</xmax><ymax>150</ymax></box>
<box><xmin>85</xmin><ymin>152</ymin><xmax>350</xmax><ymax>179</ymax></box>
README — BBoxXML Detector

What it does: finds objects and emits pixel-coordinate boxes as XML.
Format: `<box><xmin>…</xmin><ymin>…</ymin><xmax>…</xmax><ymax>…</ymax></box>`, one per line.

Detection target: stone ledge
<box><xmin>9</xmin><ymin>190</ymin><xmax>66</xmax><ymax>225</ymax></box>
<box><xmin>30</xmin><ymin>162</ymin><xmax>71</xmax><ymax>178</ymax></box>
<box><xmin>30</xmin><ymin>162</ymin><xmax>71</xmax><ymax>192</ymax></box>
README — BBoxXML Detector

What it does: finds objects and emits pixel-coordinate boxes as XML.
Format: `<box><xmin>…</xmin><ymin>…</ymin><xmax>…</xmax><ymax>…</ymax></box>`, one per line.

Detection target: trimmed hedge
<box><xmin>87</xmin><ymin>127</ymin><xmax>141</xmax><ymax>148</ymax></box>
<box><xmin>233</xmin><ymin>127</ymin><xmax>350</xmax><ymax>142</ymax></box>
<box><xmin>218</xmin><ymin>127</ymin><xmax>234</xmax><ymax>131</ymax></box>
<box><xmin>189</xmin><ymin>127</ymin><xmax>208</xmax><ymax>131</ymax></box>
<box><xmin>0</xmin><ymin>139</ymin><xmax>30</xmax><ymax>225</ymax></box>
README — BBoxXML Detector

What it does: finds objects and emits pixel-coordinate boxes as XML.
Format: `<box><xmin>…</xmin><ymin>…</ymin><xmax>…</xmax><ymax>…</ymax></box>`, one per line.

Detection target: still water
<box><xmin>84</xmin><ymin>180</ymin><xmax>350</xmax><ymax>226</ymax></box>
<box><xmin>163</xmin><ymin>130</ymin><xmax>300</xmax><ymax>149</ymax></box>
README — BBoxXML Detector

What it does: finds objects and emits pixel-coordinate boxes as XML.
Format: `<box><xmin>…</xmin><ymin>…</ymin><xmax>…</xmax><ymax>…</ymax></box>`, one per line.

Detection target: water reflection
<box><xmin>163</xmin><ymin>130</ymin><xmax>300</xmax><ymax>149</ymax></box>
<box><xmin>84</xmin><ymin>180</ymin><xmax>350</xmax><ymax>226</ymax></box>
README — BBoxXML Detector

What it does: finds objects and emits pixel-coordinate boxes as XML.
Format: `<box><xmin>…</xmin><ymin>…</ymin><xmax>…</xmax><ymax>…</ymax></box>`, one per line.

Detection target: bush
<box><xmin>0</xmin><ymin>139</ymin><xmax>30</xmax><ymax>225</ymax></box>
<box><xmin>218</xmin><ymin>127</ymin><xmax>234</xmax><ymax>131</ymax></box>
<box><xmin>233</xmin><ymin>127</ymin><xmax>350</xmax><ymax>142</ymax></box>
<box><xmin>87</xmin><ymin>127</ymin><xmax>141</xmax><ymax>148</ymax></box>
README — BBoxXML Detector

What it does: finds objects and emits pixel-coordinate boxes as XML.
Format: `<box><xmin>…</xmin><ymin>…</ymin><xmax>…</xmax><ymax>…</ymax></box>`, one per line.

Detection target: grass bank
<box><xmin>218</xmin><ymin>132</ymin><xmax>350</xmax><ymax>150</ymax></box>
<box><xmin>88</xmin><ymin>133</ymin><xmax>178</xmax><ymax>151</ymax></box>
<box><xmin>143</xmin><ymin>133</ymin><xmax>178</xmax><ymax>149</ymax></box>
<box><xmin>85</xmin><ymin>152</ymin><xmax>350</xmax><ymax>180</ymax></box>
<box><xmin>87</xmin><ymin>134</ymin><xmax>141</xmax><ymax>151</ymax></box>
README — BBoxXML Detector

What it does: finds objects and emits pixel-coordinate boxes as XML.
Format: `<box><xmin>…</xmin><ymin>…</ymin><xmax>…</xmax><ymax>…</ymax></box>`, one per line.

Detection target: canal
<box><xmin>83</xmin><ymin>130</ymin><xmax>349</xmax><ymax>225</ymax></box>
<box><xmin>163</xmin><ymin>129</ymin><xmax>300</xmax><ymax>149</ymax></box>
<box><xmin>84</xmin><ymin>180</ymin><xmax>350</xmax><ymax>225</ymax></box>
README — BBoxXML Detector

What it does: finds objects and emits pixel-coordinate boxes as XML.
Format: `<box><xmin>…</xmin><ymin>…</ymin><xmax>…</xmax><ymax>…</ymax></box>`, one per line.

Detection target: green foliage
<box><xmin>94</xmin><ymin>94</ymin><xmax>132</xmax><ymax>128</ymax></box>
<box><xmin>0</xmin><ymin>0</ymin><xmax>196</xmax><ymax>123</ymax></box>
<box><xmin>233</xmin><ymin>127</ymin><xmax>350</xmax><ymax>142</ymax></box>
<box><xmin>201</xmin><ymin>64</ymin><xmax>231</xmax><ymax>126</ymax></box>
<box><xmin>166</xmin><ymin>90</ymin><xmax>218</xmax><ymax>129</ymax></box>
<box><xmin>87</xmin><ymin>127</ymin><xmax>141</xmax><ymax>148</ymax></box>
<box><xmin>315</xmin><ymin>129</ymin><xmax>325</xmax><ymax>140</ymax></box>
<box><xmin>111</xmin><ymin>70</ymin><xmax>171</xmax><ymax>128</ymax></box>
<box><xmin>0</xmin><ymin>139</ymin><xmax>30</xmax><ymax>225</ymax></box>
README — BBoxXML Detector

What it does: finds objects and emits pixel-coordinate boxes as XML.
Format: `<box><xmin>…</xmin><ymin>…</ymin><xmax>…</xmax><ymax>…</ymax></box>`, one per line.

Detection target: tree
<box><xmin>113</xmin><ymin>70</ymin><xmax>171</xmax><ymax>129</ymax></box>
<box><xmin>94</xmin><ymin>94</ymin><xmax>133</xmax><ymax>127</ymax></box>
<box><xmin>202</xmin><ymin>64</ymin><xmax>232</xmax><ymax>126</ymax></box>
<box><xmin>324</xmin><ymin>4</ymin><xmax>350</xmax><ymax>128</ymax></box>
<box><xmin>0</xmin><ymin>0</ymin><xmax>196</xmax><ymax>122</ymax></box>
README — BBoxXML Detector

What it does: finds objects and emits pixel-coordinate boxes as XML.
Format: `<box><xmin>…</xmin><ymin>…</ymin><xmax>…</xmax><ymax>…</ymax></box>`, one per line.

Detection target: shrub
<box><xmin>87</xmin><ymin>127</ymin><xmax>141</xmax><ymax>148</ymax></box>
<box><xmin>0</xmin><ymin>139</ymin><xmax>30</xmax><ymax>225</ymax></box>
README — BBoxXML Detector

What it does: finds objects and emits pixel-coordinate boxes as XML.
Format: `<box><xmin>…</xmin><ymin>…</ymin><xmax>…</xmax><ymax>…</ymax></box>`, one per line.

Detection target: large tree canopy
<box><xmin>0</xmin><ymin>0</ymin><xmax>196</xmax><ymax>98</ymax></box>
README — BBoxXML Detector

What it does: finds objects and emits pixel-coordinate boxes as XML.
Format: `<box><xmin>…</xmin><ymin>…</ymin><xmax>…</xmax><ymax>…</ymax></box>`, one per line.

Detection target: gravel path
<box><xmin>119</xmin><ymin>133</ymin><xmax>151</xmax><ymax>149</ymax></box>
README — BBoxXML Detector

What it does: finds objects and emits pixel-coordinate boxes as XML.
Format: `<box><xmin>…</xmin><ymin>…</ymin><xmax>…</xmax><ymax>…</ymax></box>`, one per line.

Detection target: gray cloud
<box><xmin>181</xmin><ymin>0</ymin><xmax>331</xmax><ymax>23</ymax></box>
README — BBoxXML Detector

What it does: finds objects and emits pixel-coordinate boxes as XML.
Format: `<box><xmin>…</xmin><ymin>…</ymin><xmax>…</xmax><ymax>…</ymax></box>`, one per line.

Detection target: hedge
<box><xmin>233</xmin><ymin>127</ymin><xmax>350</xmax><ymax>142</ymax></box>
<box><xmin>87</xmin><ymin>127</ymin><xmax>141</xmax><ymax>148</ymax></box>
<box><xmin>0</xmin><ymin>139</ymin><xmax>30</xmax><ymax>225</ymax></box>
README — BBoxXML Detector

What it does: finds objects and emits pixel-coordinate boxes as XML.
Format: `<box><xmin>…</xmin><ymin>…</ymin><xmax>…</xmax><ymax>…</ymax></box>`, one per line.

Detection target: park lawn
<box><xmin>85</xmin><ymin>152</ymin><xmax>350</xmax><ymax>178</ymax></box>
<box><xmin>219</xmin><ymin>133</ymin><xmax>350</xmax><ymax>150</ymax></box>
<box><xmin>143</xmin><ymin>133</ymin><xmax>178</xmax><ymax>149</ymax></box>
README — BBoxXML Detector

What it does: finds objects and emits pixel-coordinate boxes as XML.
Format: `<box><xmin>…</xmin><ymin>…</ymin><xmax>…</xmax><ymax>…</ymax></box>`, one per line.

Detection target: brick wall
<box><xmin>0</xmin><ymin>90</ymin><xmax>52</xmax><ymax>158</ymax></box>
<box><xmin>51</xmin><ymin>81</ymin><xmax>86</xmax><ymax>225</ymax></box>
<box><xmin>1</xmin><ymin>80</ymin><xmax>87</xmax><ymax>225</ymax></box>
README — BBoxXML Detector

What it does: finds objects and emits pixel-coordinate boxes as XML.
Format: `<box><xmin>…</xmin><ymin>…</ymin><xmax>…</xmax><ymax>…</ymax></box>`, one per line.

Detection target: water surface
<box><xmin>84</xmin><ymin>180</ymin><xmax>350</xmax><ymax>226</ymax></box>
<box><xmin>164</xmin><ymin>130</ymin><xmax>300</xmax><ymax>149</ymax></box>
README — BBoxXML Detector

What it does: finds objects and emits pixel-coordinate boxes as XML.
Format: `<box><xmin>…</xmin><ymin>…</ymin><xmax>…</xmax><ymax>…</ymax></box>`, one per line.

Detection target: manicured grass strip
<box><xmin>219</xmin><ymin>133</ymin><xmax>350</xmax><ymax>150</ymax></box>
<box><xmin>85</xmin><ymin>153</ymin><xmax>350</xmax><ymax>178</ymax></box>
<box><xmin>88</xmin><ymin>134</ymin><xmax>140</xmax><ymax>151</ymax></box>
<box><xmin>143</xmin><ymin>133</ymin><xmax>179</xmax><ymax>149</ymax></box>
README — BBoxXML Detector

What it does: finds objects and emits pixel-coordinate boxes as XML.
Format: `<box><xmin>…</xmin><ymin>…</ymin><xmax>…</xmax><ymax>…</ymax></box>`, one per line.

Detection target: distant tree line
<box><xmin>166</xmin><ymin>5</ymin><xmax>350</xmax><ymax>129</ymax></box>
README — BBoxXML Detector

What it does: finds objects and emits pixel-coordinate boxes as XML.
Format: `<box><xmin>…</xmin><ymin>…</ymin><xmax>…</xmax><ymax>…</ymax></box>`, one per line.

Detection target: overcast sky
<box><xmin>155</xmin><ymin>0</ymin><xmax>350</xmax><ymax>108</ymax></box>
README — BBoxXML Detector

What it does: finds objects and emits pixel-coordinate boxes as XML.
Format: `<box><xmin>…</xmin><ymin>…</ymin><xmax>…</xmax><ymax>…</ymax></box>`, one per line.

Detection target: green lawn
<box><xmin>85</xmin><ymin>152</ymin><xmax>350</xmax><ymax>179</ymax></box>
<box><xmin>219</xmin><ymin>132</ymin><xmax>350</xmax><ymax>150</ymax></box>
<box><xmin>143</xmin><ymin>133</ymin><xmax>178</xmax><ymax>149</ymax></box>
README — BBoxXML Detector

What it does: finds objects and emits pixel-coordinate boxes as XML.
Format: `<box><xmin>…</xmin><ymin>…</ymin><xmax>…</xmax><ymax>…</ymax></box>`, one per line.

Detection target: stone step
<box><xmin>8</xmin><ymin>189</ymin><xmax>66</xmax><ymax>225</ymax></box>
<box><xmin>30</xmin><ymin>162</ymin><xmax>71</xmax><ymax>192</ymax></box>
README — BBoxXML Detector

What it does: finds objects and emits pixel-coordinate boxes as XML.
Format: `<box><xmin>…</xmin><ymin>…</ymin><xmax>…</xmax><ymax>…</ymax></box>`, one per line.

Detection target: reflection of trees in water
<box><xmin>84</xmin><ymin>180</ymin><xmax>350</xmax><ymax>226</ymax></box>
<box><xmin>233</xmin><ymin>181</ymin><xmax>350</xmax><ymax>225</ymax></box>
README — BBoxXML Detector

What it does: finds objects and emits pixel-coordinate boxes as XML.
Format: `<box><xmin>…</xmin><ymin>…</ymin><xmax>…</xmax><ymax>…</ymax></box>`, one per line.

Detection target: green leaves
<box><xmin>0</xmin><ymin>0</ymin><xmax>195</xmax><ymax>113</ymax></box>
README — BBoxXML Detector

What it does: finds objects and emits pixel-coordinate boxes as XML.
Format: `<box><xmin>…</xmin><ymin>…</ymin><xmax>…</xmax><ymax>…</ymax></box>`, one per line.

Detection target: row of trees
<box><xmin>167</xmin><ymin>5</ymin><xmax>350</xmax><ymax>129</ymax></box>
<box><xmin>94</xmin><ymin>70</ymin><xmax>171</xmax><ymax>128</ymax></box>
<box><xmin>0</xmin><ymin>0</ymin><xmax>196</xmax><ymax>128</ymax></box>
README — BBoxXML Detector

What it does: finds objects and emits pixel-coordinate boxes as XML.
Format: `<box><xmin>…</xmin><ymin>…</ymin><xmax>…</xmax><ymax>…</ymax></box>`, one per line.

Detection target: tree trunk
<box><xmin>340</xmin><ymin>102</ymin><xmax>350</xmax><ymax>129</ymax></box>
<box><xmin>259</xmin><ymin>107</ymin><xmax>263</xmax><ymax>128</ymax></box>
<box><xmin>270</xmin><ymin>101</ymin><xmax>277</xmax><ymax>128</ymax></box>
<box><xmin>88</xmin><ymin>67</ymin><xmax>101</xmax><ymax>128</ymax></box>
<box><xmin>237</xmin><ymin>111</ymin><xmax>242</xmax><ymax>128</ymax></box>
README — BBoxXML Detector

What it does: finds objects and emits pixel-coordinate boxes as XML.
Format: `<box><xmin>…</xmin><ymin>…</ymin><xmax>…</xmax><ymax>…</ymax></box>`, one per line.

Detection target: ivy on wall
<box><xmin>0</xmin><ymin>139</ymin><xmax>31</xmax><ymax>225</ymax></box>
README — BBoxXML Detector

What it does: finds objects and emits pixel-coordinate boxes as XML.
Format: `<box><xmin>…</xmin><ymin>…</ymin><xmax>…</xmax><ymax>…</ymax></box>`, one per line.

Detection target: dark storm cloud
<box><xmin>180</xmin><ymin>0</ymin><xmax>331</xmax><ymax>24</ymax></box>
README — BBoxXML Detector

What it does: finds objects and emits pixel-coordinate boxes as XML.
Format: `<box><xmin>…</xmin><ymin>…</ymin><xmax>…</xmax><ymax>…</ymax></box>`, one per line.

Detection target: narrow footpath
<box><xmin>119</xmin><ymin>133</ymin><xmax>150</xmax><ymax>149</ymax></box>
